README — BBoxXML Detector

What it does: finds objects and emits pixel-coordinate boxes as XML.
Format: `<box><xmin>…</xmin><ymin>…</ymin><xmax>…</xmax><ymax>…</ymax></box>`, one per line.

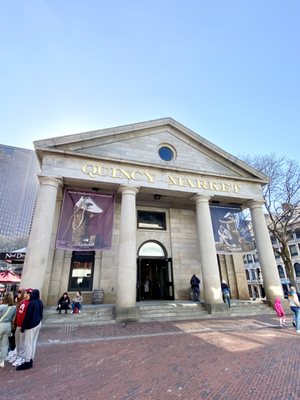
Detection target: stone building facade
<box><xmin>20</xmin><ymin>118</ymin><xmax>283</xmax><ymax>320</ymax></box>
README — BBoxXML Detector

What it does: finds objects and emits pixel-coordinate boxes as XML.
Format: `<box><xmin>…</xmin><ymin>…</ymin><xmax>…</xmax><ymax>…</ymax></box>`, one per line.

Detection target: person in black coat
<box><xmin>57</xmin><ymin>292</ymin><xmax>71</xmax><ymax>314</ymax></box>
<box><xmin>190</xmin><ymin>274</ymin><xmax>201</xmax><ymax>302</ymax></box>
<box><xmin>16</xmin><ymin>289</ymin><xmax>43</xmax><ymax>371</ymax></box>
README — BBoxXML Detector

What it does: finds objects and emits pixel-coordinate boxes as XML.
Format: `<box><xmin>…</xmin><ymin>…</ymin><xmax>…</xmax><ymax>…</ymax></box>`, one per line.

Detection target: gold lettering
<box><xmin>197</xmin><ymin>180</ymin><xmax>207</xmax><ymax>189</ymax></box>
<box><xmin>233</xmin><ymin>184</ymin><xmax>240</xmax><ymax>193</ymax></box>
<box><xmin>178</xmin><ymin>178</ymin><xmax>184</xmax><ymax>186</ymax></box>
<box><xmin>220</xmin><ymin>183</ymin><xmax>231</xmax><ymax>192</ymax></box>
<box><xmin>209</xmin><ymin>181</ymin><xmax>220</xmax><ymax>191</ymax></box>
<box><xmin>144</xmin><ymin>172</ymin><xmax>155</xmax><ymax>183</ymax></box>
<box><xmin>111</xmin><ymin>168</ymin><xmax>119</xmax><ymax>178</ymax></box>
<box><xmin>119</xmin><ymin>169</ymin><xmax>131</xmax><ymax>180</ymax></box>
<box><xmin>186</xmin><ymin>179</ymin><xmax>196</xmax><ymax>188</ymax></box>
<box><xmin>168</xmin><ymin>176</ymin><xmax>178</xmax><ymax>185</ymax></box>
<box><xmin>82</xmin><ymin>164</ymin><xmax>97</xmax><ymax>178</ymax></box>
<box><xmin>130</xmin><ymin>170</ymin><xmax>144</xmax><ymax>180</ymax></box>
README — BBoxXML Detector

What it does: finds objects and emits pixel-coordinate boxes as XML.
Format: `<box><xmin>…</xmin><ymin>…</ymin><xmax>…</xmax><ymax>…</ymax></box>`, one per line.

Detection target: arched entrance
<box><xmin>137</xmin><ymin>241</ymin><xmax>174</xmax><ymax>301</ymax></box>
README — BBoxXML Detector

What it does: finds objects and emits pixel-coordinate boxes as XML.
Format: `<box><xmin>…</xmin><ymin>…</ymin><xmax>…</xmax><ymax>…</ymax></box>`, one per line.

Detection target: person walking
<box><xmin>287</xmin><ymin>286</ymin><xmax>300</xmax><ymax>333</ymax></box>
<box><xmin>221</xmin><ymin>279</ymin><xmax>231</xmax><ymax>309</ymax></box>
<box><xmin>16</xmin><ymin>289</ymin><xmax>43</xmax><ymax>371</ymax></box>
<box><xmin>0</xmin><ymin>292</ymin><xmax>17</xmax><ymax>368</ymax></box>
<box><xmin>11</xmin><ymin>288</ymin><xmax>32</xmax><ymax>367</ymax></box>
<box><xmin>190</xmin><ymin>274</ymin><xmax>201</xmax><ymax>302</ymax></box>
<box><xmin>274</xmin><ymin>297</ymin><xmax>286</xmax><ymax>327</ymax></box>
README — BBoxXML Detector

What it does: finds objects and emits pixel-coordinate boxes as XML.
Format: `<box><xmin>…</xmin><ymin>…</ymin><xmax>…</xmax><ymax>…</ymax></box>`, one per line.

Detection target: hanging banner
<box><xmin>210</xmin><ymin>205</ymin><xmax>255</xmax><ymax>254</ymax></box>
<box><xmin>56</xmin><ymin>189</ymin><xmax>114</xmax><ymax>251</ymax></box>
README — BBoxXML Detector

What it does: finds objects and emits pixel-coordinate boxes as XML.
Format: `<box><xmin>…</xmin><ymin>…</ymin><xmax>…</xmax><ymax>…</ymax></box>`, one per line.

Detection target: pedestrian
<box><xmin>287</xmin><ymin>286</ymin><xmax>300</xmax><ymax>333</ymax></box>
<box><xmin>0</xmin><ymin>292</ymin><xmax>17</xmax><ymax>368</ymax></box>
<box><xmin>16</xmin><ymin>288</ymin><xmax>43</xmax><ymax>371</ymax></box>
<box><xmin>221</xmin><ymin>279</ymin><xmax>231</xmax><ymax>309</ymax></box>
<box><xmin>71</xmin><ymin>291</ymin><xmax>83</xmax><ymax>313</ymax></box>
<box><xmin>57</xmin><ymin>292</ymin><xmax>71</xmax><ymax>314</ymax></box>
<box><xmin>190</xmin><ymin>274</ymin><xmax>200</xmax><ymax>302</ymax></box>
<box><xmin>273</xmin><ymin>297</ymin><xmax>286</xmax><ymax>327</ymax></box>
<box><xmin>10</xmin><ymin>288</ymin><xmax>32</xmax><ymax>367</ymax></box>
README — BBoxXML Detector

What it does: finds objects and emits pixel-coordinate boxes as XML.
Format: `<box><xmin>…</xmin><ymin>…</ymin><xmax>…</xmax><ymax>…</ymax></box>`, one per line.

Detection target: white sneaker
<box><xmin>5</xmin><ymin>350</ymin><xmax>16</xmax><ymax>362</ymax></box>
<box><xmin>12</xmin><ymin>357</ymin><xmax>25</xmax><ymax>367</ymax></box>
<box><xmin>8</xmin><ymin>354</ymin><xmax>18</xmax><ymax>364</ymax></box>
<box><xmin>79</xmin><ymin>310</ymin><xmax>81</xmax><ymax>313</ymax></box>
<box><xmin>0</xmin><ymin>360</ymin><xmax>4</xmax><ymax>368</ymax></box>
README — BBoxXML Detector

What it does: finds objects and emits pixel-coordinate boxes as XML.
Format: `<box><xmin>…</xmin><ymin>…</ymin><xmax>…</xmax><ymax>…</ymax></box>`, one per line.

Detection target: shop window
<box><xmin>294</xmin><ymin>263</ymin><xmax>300</xmax><ymax>278</ymax></box>
<box><xmin>68</xmin><ymin>251</ymin><xmax>94</xmax><ymax>291</ymax></box>
<box><xmin>137</xmin><ymin>211</ymin><xmax>166</xmax><ymax>230</ymax></box>
<box><xmin>277</xmin><ymin>265</ymin><xmax>285</xmax><ymax>279</ymax></box>
<box><xmin>289</xmin><ymin>244</ymin><xmax>298</xmax><ymax>257</ymax></box>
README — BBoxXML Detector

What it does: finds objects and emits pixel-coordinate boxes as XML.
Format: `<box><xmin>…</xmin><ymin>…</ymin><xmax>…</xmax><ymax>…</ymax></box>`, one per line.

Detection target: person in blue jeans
<box><xmin>221</xmin><ymin>279</ymin><xmax>231</xmax><ymax>309</ymax></box>
<box><xmin>71</xmin><ymin>291</ymin><xmax>83</xmax><ymax>313</ymax></box>
<box><xmin>288</xmin><ymin>286</ymin><xmax>300</xmax><ymax>333</ymax></box>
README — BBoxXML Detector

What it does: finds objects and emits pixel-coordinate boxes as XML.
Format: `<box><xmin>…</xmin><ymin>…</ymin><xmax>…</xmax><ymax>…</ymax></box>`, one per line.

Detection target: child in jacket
<box><xmin>274</xmin><ymin>297</ymin><xmax>286</xmax><ymax>327</ymax></box>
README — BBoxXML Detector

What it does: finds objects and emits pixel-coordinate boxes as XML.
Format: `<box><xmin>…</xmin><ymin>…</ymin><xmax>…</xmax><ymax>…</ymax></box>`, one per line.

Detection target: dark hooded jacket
<box><xmin>21</xmin><ymin>289</ymin><xmax>43</xmax><ymax>331</ymax></box>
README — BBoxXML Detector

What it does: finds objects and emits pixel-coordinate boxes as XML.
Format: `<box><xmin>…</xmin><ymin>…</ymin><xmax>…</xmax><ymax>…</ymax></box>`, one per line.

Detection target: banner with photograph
<box><xmin>56</xmin><ymin>189</ymin><xmax>114</xmax><ymax>251</ymax></box>
<box><xmin>210</xmin><ymin>205</ymin><xmax>255</xmax><ymax>254</ymax></box>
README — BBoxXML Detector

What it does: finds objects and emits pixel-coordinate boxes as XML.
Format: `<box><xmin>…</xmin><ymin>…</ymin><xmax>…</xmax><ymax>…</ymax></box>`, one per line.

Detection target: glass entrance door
<box><xmin>137</xmin><ymin>257</ymin><xmax>174</xmax><ymax>301</ymax></box>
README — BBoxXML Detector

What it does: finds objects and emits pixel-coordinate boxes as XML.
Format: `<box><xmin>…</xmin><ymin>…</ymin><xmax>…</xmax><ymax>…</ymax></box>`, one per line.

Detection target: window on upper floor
<box><xmin>289</xmin><ymin>244</ymin><xmax>298</xmax><ymax>257</ymax></box>
<box><xmin>277</xmin><ymin>265</ymin><xmax>285</xmax><ymax>279</ymax></box>
<box><xmin>295</xmin><ymin>229</ymin><xmax>300</xmax><ymax>239</ymax></box>
<box><xmin>271</xmin><ymin>235</ymin><xmax>277</xmax><ymax>244</ymax></box>
<box><xmin>137</xmin><ymin>211</ymin><xmax>166</xmax><ymax>230</ymax></box>
<box><xmin>245</xmin><ymin>270</ymin><xmax>250</xmax><ymax>280</ymax></box>
<box><xmin>253</xmin><ymin>253</ymin><xmax>259</xmax><ymax>262</ymax></box>
<box><xmin>294</xmin><ymin>263</ymin><xmax>300</xmax><ymax>278</ymax></box>
<box><xmin>251</xmin><ymin>270</ymin><xmax>256</xmax><ymax>280</ymax></box>
<box><xmin>247</xmin><ymin>254</ymin><xmax>253</xmax><ymax>264</ymax></box>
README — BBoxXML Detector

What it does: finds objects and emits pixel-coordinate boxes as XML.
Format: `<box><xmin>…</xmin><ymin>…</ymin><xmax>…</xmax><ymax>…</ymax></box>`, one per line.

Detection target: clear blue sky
<box><xmin>0</xmin><ymin>0</ymin><xmax>299</xmax><ymax>160</ymax></box>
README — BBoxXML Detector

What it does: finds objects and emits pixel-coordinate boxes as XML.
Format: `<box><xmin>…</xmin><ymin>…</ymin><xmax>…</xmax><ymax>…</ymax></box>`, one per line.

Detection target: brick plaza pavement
<box><xmin>1</xmin><ymin>313</ymin><xmax>300</xmax><ymax>400</ymax></box>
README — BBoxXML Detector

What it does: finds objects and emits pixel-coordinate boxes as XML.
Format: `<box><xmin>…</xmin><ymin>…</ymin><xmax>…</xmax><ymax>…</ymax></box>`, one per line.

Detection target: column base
<box><xmin>116</xmin><ymin>306</ymin><xmax>139</xmax><ymax>323</ymax></box>
<box><xmin>204</xmin><ymin>302</ymin><xmax>228</xmax><ymax>314</ymax></box>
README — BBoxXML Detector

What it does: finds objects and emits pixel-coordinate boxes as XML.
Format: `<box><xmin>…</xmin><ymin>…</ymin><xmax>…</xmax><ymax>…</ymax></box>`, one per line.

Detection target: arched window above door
<box><xmin>138</xmin><ymin>241</ymin><xmax>166</xmax><ymax>257</ymax></box>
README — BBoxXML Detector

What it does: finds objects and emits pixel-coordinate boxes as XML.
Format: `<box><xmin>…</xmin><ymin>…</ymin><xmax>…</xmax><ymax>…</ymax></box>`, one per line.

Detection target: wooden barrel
<box><xmin>92</xmin><ymin>289</ymin><xmax>104</xmax><ymax>304</ymax></box>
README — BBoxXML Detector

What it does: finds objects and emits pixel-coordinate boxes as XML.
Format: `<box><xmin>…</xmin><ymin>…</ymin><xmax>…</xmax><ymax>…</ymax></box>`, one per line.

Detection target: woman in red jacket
<box><xmin>10</xmin><ymin>288</ymin><xmax>32</xmax><ymax>367</ymax></box>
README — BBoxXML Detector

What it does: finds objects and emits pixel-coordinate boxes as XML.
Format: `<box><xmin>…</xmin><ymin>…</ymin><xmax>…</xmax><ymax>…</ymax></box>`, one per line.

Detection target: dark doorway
<box><xmin>137</xmin><ymin>257</ymin><xmax>174</xmax><ymax>301</ymax></box>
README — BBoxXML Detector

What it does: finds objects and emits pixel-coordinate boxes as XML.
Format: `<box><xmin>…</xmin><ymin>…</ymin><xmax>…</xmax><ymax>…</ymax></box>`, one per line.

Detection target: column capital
<box><xmin>192</xmin><ymin>193</ymin><xmax>211</xmax><ymax>204</ymax></box>
<box><xmin>245</xmin><ymin>200</ymin><xmax>265</xmax><ymax>210</ymax></box>
<box><xmin>38</xmin><ymin>175</ymin><xmax>62</xmax><ymax>188</ymax></box>
<box><xmin>118</xmin><ymin>185</ymin><xmax>140</xmax><ymax>196</ymax></box>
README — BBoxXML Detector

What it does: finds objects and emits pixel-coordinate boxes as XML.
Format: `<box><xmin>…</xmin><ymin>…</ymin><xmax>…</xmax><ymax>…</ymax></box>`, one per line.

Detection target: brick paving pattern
<box><xmin>1</xmin><ymin>314</ymin><xmax>300</xmax><ymax>400</ymax></box>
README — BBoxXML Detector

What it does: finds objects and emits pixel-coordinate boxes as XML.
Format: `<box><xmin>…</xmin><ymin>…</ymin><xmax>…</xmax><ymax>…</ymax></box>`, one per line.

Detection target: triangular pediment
<box><xmin>34</xmin><ymin>118</ymin><xmax>268</xmax><ymax>183</ymax></box>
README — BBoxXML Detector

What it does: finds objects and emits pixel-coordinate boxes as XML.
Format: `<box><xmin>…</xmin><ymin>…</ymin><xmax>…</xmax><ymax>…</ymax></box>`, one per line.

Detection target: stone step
<box><xmin>42</xmin><ymin>300</ymin><xmax>274</xmax><ymax>326</ymax></box>
<box><xmin>42</xmin><ymin>304</ymin><xmax>116</xmax><ymax>327</ymax></box>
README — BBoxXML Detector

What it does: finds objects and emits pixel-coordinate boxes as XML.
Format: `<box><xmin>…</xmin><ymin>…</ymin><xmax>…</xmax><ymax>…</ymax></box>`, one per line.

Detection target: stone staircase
<box><xmin>42</xmin><ymin>299</ymin><xmax>274</xmax><ymax>327</ymax></box>
<box><xmin>138</xmin><ymin>301</ymin><xmax>208</xmax><ymax>322</ymax></box>
<box><xmin>42</xmin><ymin>304</ymin><xmax>116</xmax><ymax>327</ymax></box>
<box><xmin>224</xmin><ymin>299</ymin><xmax>274</xmax><ymax>317</ymax></box>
